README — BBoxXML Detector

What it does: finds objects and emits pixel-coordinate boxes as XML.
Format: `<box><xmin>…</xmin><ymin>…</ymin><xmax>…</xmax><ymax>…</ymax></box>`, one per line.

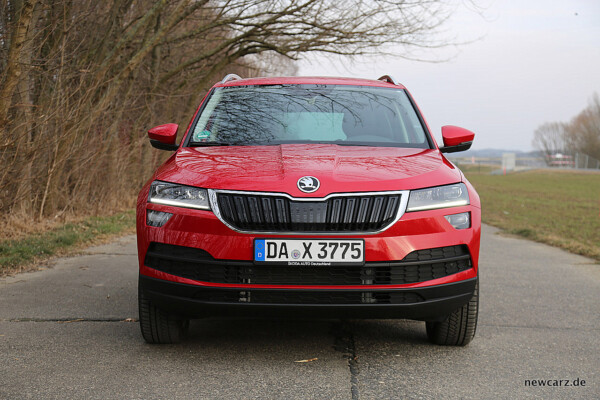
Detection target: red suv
<box><xmin>137</xmin><ymin>74</ymin><xmax>480</xmax><ymax>345</ymax></box>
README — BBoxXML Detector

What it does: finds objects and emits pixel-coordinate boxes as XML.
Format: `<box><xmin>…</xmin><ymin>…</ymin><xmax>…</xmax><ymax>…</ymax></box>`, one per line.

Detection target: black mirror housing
<box><xmin>150</xmin><ymin>140</ymin><xmax>179</xmax><ymax>151</ymax></box>
<box><xmin>440</xmin><ymin>141</ymin><xmax>473</xmax><ymax>153</ymax></box>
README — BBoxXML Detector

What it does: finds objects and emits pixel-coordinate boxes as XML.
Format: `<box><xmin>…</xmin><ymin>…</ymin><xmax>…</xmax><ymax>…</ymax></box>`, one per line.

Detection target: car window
<box><xmin>190</xmin><ymin>84</ymin><xmax>430</xmax><ymax>148</ymax></box>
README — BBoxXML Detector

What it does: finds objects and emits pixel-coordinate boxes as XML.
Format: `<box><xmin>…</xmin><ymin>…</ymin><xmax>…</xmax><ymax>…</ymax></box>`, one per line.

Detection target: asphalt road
<box><xmin>1</xmin><ymin>225</ymin><xmax>598</xmax><ymax>399</ymax></box>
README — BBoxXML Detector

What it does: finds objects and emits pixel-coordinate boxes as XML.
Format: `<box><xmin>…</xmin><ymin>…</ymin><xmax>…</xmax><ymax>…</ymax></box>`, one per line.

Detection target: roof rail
<box><xmin>221</xmin><ymin>74</ymin><xmax>242</xmax><ymax>84</ymax></box>
<box><xmin>377</xmin><ymin>75</ymin><xmax>398</xmax><ymax>85</ymax></box>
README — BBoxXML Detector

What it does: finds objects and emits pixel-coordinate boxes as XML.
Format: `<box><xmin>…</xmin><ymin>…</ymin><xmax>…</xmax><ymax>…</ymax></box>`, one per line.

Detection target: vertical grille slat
<box><xmin>262</xmin><ymin>197</ymin><xmax>275</xmax><ymax>226</ymax></box>
<box><xmin>275</xmin><ymin>198</ymin><xmax>288</xmax><ymax>229</ymax></box>
<box><xmin>343</xmin><ymin>198</ymin><xmax>356</xmax><ymax>227</ymax></box>
<box><xmin>330</xmin><ymin>198</ymin><xmax>342</xmax><ymax>230</ymax></box>
<box><xmin>216</xmin><ymin>192</ymin><xmax>402</xmax><ymax>232</ymax></box>
<box><xmin>383</xmin><ymin>196</ymin><xmax>399</xmax><ymax>221</ymax></box>
<box><xmin>233</xmin><ymin>196</ymin><xmax>249</xmax><ymax>227</ymax></box>
<box><xmin>247</xmin><ymin>197</ymin><xmax>262</xmax><ymax>225</ymax></box>
<box><xmin>356</xmin><ymin>197</ymin><xmax>371</xmax><ymax>229</ymax></box>
<box><xmin>218</xmin><ymin>195</ymin><xmax>237</xmax><ymax>225</ymax></box>
<box><xmin>369</xmin><ymin>196</ymin><xmax>385</xmax><ymax>228</ymax></box>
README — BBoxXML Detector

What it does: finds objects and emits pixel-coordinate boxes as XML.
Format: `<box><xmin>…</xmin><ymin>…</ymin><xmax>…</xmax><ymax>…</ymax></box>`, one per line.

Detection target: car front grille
<box><xmin>144</xmin><ymin>243</ymin><xmax>472</xmax><ymax>286</ymax></box>
<box><xmin>214</xmin><ymin>191</ymin><xmax>402</xmax><ymax>232</ymax></box>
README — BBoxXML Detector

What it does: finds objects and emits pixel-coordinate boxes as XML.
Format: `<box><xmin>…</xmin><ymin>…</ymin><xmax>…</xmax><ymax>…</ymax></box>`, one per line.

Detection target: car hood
<box><xmin>155</xmin><ymin>144</ymin><xmax>461</xmax><ymax>197</ymax></box>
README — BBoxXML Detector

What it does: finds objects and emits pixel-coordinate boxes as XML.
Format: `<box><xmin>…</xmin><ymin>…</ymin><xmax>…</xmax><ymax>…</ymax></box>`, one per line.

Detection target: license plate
<box><xmin>254</xmin><ymin>239</ymin><xmax>364</xmax><ymax>266</ymax></box>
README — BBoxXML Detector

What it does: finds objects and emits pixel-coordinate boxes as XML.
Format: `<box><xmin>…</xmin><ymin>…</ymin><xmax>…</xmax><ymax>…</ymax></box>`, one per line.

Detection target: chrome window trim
<box><xmin>207</xmin><ymin>189</ymin><xmax>410</xmax><ymax>235</ymax></box>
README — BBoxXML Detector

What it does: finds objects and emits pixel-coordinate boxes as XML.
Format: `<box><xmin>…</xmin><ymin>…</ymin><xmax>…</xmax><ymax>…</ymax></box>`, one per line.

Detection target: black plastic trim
<box><xmin>144</xmin><ymin>243</ymin><xmax>472</xmax><ymax>286</ymax></box>
<box><xmin>216</xmin><ymin>192</ymin><xmax>403</xmax><ymax>232</ymax></box>
<box><xmin>150</xmin><ymin>139</ymin><xmax>179</xmax><ymax>151</ymax></box>
<box><xmin>440</xmin><ymin>141</ymin><xmax>473</xmax><ymax>154</ymax></box>
<box><xmin>139</xmin><ymin>275</ymin><xmax>477</xmax><ymax>321</ymax></box>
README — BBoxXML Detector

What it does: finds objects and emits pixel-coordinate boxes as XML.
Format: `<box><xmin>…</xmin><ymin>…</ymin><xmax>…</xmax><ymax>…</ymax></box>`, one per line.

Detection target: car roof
<box><xmin>215</xmin><ymin>76</ymin><xmax>406</xmax><ymax>89</ymax></box>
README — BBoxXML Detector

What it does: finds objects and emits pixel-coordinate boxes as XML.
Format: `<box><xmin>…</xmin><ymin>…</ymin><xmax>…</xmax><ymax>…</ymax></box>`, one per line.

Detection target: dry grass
<box><xmin>0</xmin><ymin>202</ymin><xmax>136</xmax><ymax>242</ymax></box>
<box><xmin>0</xmin><ymin>210</ymin><xmax>135</xmax><ymax>277</ymax></box>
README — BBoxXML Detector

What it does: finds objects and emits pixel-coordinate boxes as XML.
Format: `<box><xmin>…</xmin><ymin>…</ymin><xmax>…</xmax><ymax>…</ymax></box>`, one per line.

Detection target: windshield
<box><xmin>188</xmin><ymin>84</ymin><xmax>431</xmax><ymax>148</ymax></box>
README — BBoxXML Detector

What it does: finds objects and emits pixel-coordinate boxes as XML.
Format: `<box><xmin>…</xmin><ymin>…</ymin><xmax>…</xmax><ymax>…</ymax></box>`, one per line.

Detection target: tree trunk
<box><xmin>0</xmin><ymin>0</ymin><xmax>38</xmax><ymax>137</ymax></box>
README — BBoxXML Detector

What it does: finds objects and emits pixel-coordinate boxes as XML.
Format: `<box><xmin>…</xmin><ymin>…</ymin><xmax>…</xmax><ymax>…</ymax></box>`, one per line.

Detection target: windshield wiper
<box><xmin>189</xmin><ymin>142</ymin><xmax>233</xmax><ymax>147</ymax></box>
<box><xmin>334</xmin><ymin>142</ymin><xmax>372</xmax><ymax>146</ymax></box>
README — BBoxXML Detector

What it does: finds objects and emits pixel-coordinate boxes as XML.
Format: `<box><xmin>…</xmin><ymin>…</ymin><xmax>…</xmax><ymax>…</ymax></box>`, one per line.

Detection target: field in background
<box><xmin>460</xmin><ymin>165</ymin><xmax>600</xmax><ymax>262</ymax></box>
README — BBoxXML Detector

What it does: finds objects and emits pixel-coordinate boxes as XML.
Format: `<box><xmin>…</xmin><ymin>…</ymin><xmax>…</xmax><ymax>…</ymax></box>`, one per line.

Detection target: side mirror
<box><xmin>439</xmin><ymin>125</ymin><xmax>475</xmax><ymax>153</ymax></box>
<box><xmin>148</xmin><ymin>123</ymin><xmax>179</xmax><ymax>151</ymax></box>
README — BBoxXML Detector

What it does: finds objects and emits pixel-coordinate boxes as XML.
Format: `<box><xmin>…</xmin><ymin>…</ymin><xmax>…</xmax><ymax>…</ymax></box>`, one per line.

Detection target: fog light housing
<box><xmin>146</xmin><ymin>210</ymin><xmax>172</xmax><ymax>227</ymax></box>
<box><xmin>444</xmin><ymin>212</ymin><xmax>470</xmax><ymax>229</ymax></box>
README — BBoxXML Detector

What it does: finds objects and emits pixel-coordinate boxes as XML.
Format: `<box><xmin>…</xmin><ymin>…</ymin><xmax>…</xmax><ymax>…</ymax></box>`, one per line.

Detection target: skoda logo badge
<box><xmin>297</xmin><ymin>176</ymin><xmax>320</xmax><ymax>193</ymax></box>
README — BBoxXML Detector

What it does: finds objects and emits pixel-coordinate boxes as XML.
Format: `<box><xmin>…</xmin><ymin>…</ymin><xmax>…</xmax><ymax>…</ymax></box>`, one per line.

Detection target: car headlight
<box><xmin>148</xmin><ymin>181</ymin><xmax>210</xmax><ymax>210</ymax></box>
<box><xmin>406</xmin><ymin>183</ymin><xmax>469</xmax><ymax>212</ymax></box>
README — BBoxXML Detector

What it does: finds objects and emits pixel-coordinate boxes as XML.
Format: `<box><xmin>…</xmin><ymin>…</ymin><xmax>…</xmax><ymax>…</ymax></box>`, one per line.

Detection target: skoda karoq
<box><xmin>137</xmin><ymin>75</ymin><xmax>481</xmax><ymax>345</ymax></box>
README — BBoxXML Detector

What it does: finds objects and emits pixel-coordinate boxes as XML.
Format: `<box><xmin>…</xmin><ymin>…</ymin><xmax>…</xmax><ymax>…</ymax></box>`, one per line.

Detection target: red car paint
<box><xmin>155</xmin><ymin>146</ymin><xmax>461</xmax><ymax>194</ymax></box>
<box><xmin>441</xmin><ymin>125</ymin><xmax>475</xmax><ymax>147</ymax></box>
<box><xmin>136</xmin><ymin>75</ymin><xmax>480</xmax><ymax>324</ymax></box>
<box><xmin>148</xmin><ymin>123</ymin><xmax>178</xmax><ymax>144</ymax></box>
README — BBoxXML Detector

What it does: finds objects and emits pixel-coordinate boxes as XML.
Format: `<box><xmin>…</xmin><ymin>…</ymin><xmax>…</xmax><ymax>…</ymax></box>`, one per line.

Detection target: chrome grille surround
<box><xmin>208</xmin><ymin>189</ymin><xmax>410</xmax><ymax>235</ymax></box>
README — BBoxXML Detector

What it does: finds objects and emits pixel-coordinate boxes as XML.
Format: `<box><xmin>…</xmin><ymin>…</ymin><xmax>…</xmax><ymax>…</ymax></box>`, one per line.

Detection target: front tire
<box><xmin>426</xmin><ymin>279</ymin><xmax>479</xmax><ymax>346</ymax></box>
<box><xmin>138</xmin><ymin>285</ymin><xmax>189</xmax><ymax>344</ymax></box>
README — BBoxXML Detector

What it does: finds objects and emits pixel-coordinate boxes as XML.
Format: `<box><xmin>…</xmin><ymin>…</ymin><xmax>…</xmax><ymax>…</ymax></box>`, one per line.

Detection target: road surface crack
<box><xmin>332</xmin><ymin>321</ymin><xmax>360</xmax><ymax>400</ymax></box>
<box><xmin>3</xmin><ymin>317</ymin><xmax>137</xmax><ymax>323</ymax></box>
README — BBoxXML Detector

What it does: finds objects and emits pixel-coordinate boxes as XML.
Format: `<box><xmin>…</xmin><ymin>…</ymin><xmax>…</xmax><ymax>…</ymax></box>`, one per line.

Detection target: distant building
<box><xmin>502</xmin><ymin>153</ymin><xmax>516</xmax><ymax>172</ymax></box>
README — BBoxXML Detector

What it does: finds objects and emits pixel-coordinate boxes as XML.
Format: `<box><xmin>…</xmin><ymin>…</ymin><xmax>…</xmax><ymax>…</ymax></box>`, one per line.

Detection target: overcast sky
<box><xmin>298</xmin><ymin>0</ymin><xmax>600</xmax><ymax>151</ymax></box>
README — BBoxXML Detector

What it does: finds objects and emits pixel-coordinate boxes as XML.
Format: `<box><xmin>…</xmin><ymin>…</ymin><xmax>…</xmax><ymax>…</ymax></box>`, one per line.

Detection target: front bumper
<box><xmin>136</xmin><ymin>188</ymin><xmax>481</xmax><ymax>320</ymax></box>
<box><xmin>140</xmin><ymin>274</ymin><xmax>477</xmax><ymax>320</ymax></box>
<box><xmin>137</xmin><ymin>201</ymin><xmax>481</xmax><ymax>265</ymax></box>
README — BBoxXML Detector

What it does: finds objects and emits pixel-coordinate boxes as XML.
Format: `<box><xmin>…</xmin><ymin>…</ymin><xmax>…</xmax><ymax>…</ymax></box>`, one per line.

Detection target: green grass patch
<box><xmin>463</xmin><ymin>169</ymin><xmax>600</xmax><ymax>262</ymax></box>
<box><xmin>454</xmin><ymin>163</ymin><xmax>496</xmax><ymax>175</ymax></box>
<box><xmin>0</xmin><ymin>210</ymin><xmax>135</xmax><ymax>275</ymax></box>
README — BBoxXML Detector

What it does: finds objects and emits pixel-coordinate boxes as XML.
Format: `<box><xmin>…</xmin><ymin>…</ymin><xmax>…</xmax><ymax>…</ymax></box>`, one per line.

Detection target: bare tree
<box><xmin>566</xmin><ymin>93</ymin><xmax>600</xmax><ymax>161</ymax></box>
<box><xmin>532</xmin><ymin>93</ymin><xmax>600</xmax><ymax>166</ymax></box>
<box><xmin>0</xmin><ymin>0</ymin><xmax>39</xmax><ymax>132</ymax></box>
<box><xmin>0</xmin><ymin>0</ymin><xmax>462</xmax><ymax>236</ymax></box>
<box><xmin>532</xmin><ymin>122</ymin><xmax>568</xmax><ymax>165</ymax></box>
